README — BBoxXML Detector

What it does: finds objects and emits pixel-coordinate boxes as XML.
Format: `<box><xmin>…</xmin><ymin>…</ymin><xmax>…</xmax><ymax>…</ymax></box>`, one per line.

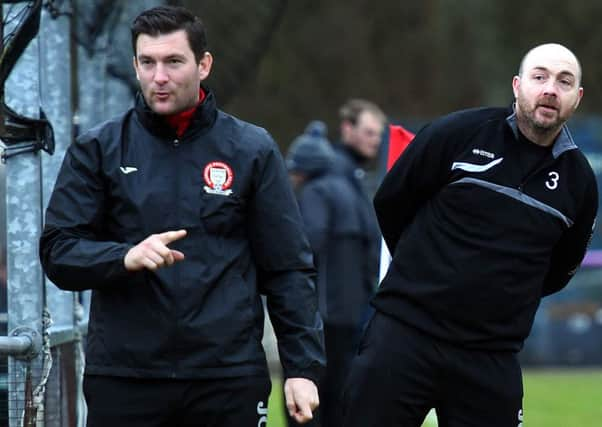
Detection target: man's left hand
<box><xmin>284</xmin><ymin>377</ymin><xmax>319</xmax><ymax>424</ymax></box>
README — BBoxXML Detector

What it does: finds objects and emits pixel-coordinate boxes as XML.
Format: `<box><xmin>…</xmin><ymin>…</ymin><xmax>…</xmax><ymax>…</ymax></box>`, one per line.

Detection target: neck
<box><xmin>342</xmin><ymin>143</ymin><xmax>369</xmax><ymax>165</ymax></box>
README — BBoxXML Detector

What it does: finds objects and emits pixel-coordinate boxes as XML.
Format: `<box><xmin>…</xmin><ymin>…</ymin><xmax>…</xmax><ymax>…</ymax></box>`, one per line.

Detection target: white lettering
<box><xmin>257</xmin><ymin>401</ymin><xmax>268</xmax><ymax>426</ymax></box>
<box><xmin>545</xmin><ymin>171</ymin><xmax>559</xmax><ymax>190</ymax></box>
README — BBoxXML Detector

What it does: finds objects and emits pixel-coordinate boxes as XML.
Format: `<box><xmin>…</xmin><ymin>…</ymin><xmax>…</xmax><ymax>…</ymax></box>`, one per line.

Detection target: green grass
<box><xmin>522</xmin><ymin>369</ymin><xmax>602</xmax><ymax>426</ymax></box>
<box><xmin>267</xmin><ymin>369</ymin><xmax>602</xmax><ymax>427</ymax></box>
<box><xmin>267</xmin><ymin>377</ymin><xmax>286</xmax><ymax>427</ymax></box>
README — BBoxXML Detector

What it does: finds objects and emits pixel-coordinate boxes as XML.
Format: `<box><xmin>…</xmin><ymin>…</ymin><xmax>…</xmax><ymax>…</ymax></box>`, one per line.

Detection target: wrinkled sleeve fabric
<box><xmin>39</xmin><ymin>135</ymin><xmax>133</xmax><ymax>291</ymax></box>
<box><xmin>247</xmin><ymin>131</ymin><xmax>325</xmax><ymax>385</ymax></box>
<box><xmin>542</xmin><ymin>176</ymin><xmax>598</xmax><ymax>296</ymax></box>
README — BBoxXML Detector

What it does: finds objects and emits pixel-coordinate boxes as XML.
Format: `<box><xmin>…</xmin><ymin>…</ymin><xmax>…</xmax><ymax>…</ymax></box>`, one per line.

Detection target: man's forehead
<box><xmin>136</xmin><ymin>30</ymin><xmax>191</xmax><ymax>54</ymax></box>
<box><xmin>522</xmin><ymin>45</ymin><xmax>580</xmax><ymax>77</ymax></box>
<box><xmin>358</xmin><ymin>111</ymin><xmax>384</xmax><ymax>128</ymax></box>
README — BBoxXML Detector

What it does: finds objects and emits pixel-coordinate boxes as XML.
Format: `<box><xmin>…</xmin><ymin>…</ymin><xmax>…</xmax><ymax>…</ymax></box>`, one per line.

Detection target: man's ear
<box><xmin>132</xmin><ymin>56</ymin><xmax>140</xmax><ymax>80</ymax></box>
<box><xmin>198</xmin><ymin>52</ymin><xmax>213</xmax><ymax>81</ymax></box>
<box><xmin>574</xmin><ymin>86</ymin><xmax>584</xmax><ymax>111</ymax></box>
<box><xmin>340</xmin><ymin>120</ymin><xmax>353</xmax><ymax>142</ymax></box>
<box><xmin>511</xmin><ymin>75</ymin><xmax>520</xmax><ymax>99</ymax></box>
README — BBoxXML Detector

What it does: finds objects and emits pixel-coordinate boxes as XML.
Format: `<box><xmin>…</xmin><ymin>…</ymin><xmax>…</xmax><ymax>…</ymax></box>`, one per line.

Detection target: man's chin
<box><xmin>150</xmin><ymin>103</ymin><xmax>176</xmax><ymax>116</ymax></box>
<box><xmin>533</xmin><ymin>118</ymin><xmax>562</xmax><ymax>132</ymax></box>
<box><xmin>532</xmin><ymin>111</ymin><xmax>562</xmax><ymax>129</ymax></box>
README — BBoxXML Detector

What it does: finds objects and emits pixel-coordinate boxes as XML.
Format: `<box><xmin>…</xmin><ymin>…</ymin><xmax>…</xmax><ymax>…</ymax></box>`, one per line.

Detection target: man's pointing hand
<box><xmin>124</xmin><ymin>229</ymin><xmax>187</xmax><ymax>271</ymax></box>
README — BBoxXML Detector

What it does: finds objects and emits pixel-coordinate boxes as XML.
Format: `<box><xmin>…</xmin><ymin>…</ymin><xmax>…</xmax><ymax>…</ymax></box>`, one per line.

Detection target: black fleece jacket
<box><xmin>373</xmin><ymin>106</ymin><xmax>598</xmax><ymax>351</ymax></box>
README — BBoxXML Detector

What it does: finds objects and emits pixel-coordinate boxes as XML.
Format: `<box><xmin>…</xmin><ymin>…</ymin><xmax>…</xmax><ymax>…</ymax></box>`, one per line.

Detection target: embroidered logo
<box><xmin>517</xmin><ymin>408</ymin><xmax>523</xmax><ymax>427</ymax></box>
<box><xmin>472</xmin><ymin>148</ymin><xmax>495</xmax><ymax>159</ymax></box>
<box><xmin>203</xmin><ymin>161</ymin><xmax>234</xmax><ymax>195</ymax></box>
<box><xmin>119</xmin><ymin>166</ymin><xmax>138</xmax><ymax>174</ymax></box>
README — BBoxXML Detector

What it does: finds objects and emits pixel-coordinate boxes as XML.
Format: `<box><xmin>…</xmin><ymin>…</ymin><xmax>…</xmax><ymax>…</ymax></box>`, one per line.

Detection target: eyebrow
<box><xmin>137</xmin><ymin>53</ymin><xmax>187</xmax><ymax>61</ymax></box>
<box><xmin>531</xmin><ymin>66</ymin><xmax>576</xmax><ymax>79</ymax></box>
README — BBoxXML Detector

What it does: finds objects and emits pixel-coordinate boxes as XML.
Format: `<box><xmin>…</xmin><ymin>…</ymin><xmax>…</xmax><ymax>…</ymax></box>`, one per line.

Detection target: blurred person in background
<box><xmin>39</xmin><ymin>5</ymin><xmax>324</xmax><ymax>426</ymax></box>
<box><xmin>336</xmin><ymin>99</ymin><xmax>387</xmax><ymax>195</ymax></box>
<box><xmin>341</xmin><ymin>43</ymin><xmax>597</xmax><ymax>427</ymax></box>
<box><xmin>333</xmin><ymin>98</ymin><xmax>386</xmax><ymax>340</ymax></box>
<box><xmin>286</xmin><ymin>110</ymin><xmax>384</xmax><ymax>426</ymax></box>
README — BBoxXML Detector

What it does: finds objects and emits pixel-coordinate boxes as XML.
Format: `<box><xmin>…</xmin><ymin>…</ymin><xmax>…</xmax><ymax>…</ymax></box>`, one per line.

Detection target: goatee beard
<box><xmin>517</xmin><ymin>112</ymin><xmax>563</xmax><ymax>145</ymax></box>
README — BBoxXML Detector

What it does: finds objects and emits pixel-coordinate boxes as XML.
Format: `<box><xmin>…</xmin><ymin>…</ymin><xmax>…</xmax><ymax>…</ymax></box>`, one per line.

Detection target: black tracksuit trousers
<box><xmin>341</xmin><ymin>311</ymin><xmax>524</xmax><ymax>427</ymax></box>
<box><xmin>84</xmin><ymin>374</ymin><xmax>271</xmax><ymax>427</ymax></box>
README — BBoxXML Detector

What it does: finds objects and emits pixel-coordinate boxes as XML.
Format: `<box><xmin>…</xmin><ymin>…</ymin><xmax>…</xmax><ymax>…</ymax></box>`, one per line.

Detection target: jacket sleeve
<box><xmin>39</xmin><ymin>136</ymin><xmax>133</xmax><ymax>291</ymax></box>
<box><xmin>247</xmin><ymin>134</ymin><xmax>325</xmax><ymax>384</ymax></box>
<box><xmin>297</xmin><ymin>183</ymin><xmax>331</xmax><ymax>256</ymax></box>
<box><xmin>373</xmin><ymin>120</ymin><xmax>453</xmax><ymax>254</ymax></box>
<box><xmin>541</xmin><ymin>176</ymin><xmax>598</xmax><ymax>296</ymax></box>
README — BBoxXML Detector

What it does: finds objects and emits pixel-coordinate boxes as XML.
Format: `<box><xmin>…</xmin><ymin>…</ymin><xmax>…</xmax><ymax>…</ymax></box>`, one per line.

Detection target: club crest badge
<box><xmin>203</xmin><ymin>161</ymin><xmax>234</xmax><ymax>195</ymax></box>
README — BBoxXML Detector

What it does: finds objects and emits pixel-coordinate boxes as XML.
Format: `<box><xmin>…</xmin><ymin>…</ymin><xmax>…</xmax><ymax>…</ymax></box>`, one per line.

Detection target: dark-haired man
<box><xmin>40</xmin><ymin>6</ymin><xmax>324</xmax><ymax>427</ymax></box>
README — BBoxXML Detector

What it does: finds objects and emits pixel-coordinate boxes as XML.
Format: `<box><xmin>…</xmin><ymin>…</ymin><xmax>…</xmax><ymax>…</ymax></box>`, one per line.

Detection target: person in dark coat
<box><xmin>39</xmin><ymin>6</ymin><xmax>324</xmax><ymax>426</ymax></box>
<box><xmin>286</xmin><ymin>109</ymin><xmax>385</xmax><ymax>426</ymax></box>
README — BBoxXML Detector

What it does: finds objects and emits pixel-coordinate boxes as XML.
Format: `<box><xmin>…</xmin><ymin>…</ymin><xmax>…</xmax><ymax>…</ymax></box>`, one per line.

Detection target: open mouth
<box><xmin>537</xmin><ymin>104</ymin><xmax>558</xmax><ymax>114</ymax></box>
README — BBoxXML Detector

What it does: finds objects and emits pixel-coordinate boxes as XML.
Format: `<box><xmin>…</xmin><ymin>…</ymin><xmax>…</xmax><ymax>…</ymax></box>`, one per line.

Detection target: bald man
<box><xmin>341</xmin><ymin>43</ymin><xmax>597</xmax><ymax>427</ymax></box>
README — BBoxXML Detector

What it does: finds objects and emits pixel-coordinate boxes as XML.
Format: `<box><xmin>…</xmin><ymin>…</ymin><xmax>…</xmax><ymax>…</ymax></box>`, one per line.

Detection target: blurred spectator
<box><xmin>286</xmin><ymin>102</ymin><xmax>386</xmax><ymax>426</ymax></box>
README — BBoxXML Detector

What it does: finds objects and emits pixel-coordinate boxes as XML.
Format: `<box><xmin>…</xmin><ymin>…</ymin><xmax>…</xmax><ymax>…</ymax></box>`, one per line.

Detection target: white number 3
<box><xmin>545</xmin><ymin>171</ymin><xmax>559</xmax><ymax>190</ymax></box>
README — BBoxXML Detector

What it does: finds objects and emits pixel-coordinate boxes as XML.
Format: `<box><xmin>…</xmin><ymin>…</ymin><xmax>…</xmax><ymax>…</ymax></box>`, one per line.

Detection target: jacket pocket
<box><xmin>199</xmin><ymin>192</ymin><xmax>246</xmax><ymax>235</ymax></box>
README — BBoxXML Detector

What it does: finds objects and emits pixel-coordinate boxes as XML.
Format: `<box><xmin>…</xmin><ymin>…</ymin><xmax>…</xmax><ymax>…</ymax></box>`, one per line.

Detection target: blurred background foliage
<box><xmin>173</xmin><ymin>0</ymin><xmax>602</xmax><ymax>148</ymax></box>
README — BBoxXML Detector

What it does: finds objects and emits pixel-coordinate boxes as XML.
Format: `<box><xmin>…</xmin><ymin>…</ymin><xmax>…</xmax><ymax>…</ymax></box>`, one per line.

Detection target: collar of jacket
<box><xmin>505</xmin><ymin>104</ymin><xmax>577</xmax><ymax>159</ymax></box>
<box><xmin>134</xmin><ymin>85</ymin><xmax>218</xmax><ymax>140</ymax></box>
<box><xmin>334</xmin><ymin>144</ymin><xmax>366</xmax><ymax>171</ymax></box>
<box><xmin>333</xmin><ymin>143</ymin><xmax>369</xmax><ymax>185</ymax></box>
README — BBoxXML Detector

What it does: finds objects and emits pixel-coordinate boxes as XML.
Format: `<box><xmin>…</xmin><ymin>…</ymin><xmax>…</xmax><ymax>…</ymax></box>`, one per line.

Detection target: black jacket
<box><xmin>40</xmin><ymin>90</ymin><xmax>325</xmax><ymax>382</ymax></box>
<box><xmin>373</xmin><ymin>106</ymin><xmax>598</xmax><ymax>351</ymax></box>
<box><xmin>297</xmin><ymin>146</ymin><xmax>380</xmax><ymax>327</ymax></box>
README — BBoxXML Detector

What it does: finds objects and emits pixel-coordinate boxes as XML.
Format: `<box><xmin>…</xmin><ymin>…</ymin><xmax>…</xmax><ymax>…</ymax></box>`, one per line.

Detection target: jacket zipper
<box><xmin>172</xmin><ymin>135</ymin><xmax>181</xmax><ymax>377</ymax></box>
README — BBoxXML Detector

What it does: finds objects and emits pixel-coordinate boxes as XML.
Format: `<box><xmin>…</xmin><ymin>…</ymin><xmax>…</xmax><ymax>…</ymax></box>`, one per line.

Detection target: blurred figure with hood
<box><xmin>286</xmin><ymin>112</ymin><xmax>384</xmax><ymax>426</ymax></box>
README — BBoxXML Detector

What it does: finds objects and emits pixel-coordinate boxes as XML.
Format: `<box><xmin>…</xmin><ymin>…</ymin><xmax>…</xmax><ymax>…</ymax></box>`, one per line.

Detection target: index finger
<box><xmin>158</xmin><ymin>229</ymin><xmax>187</xmax><ymax>245</ymax></box>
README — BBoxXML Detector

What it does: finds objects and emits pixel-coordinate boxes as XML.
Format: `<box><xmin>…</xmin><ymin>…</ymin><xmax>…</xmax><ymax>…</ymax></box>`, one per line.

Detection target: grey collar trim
<box><xmin>505</xmin><ymin>108</ymin><xmax>577</xmax><ymax>158</ymax></box>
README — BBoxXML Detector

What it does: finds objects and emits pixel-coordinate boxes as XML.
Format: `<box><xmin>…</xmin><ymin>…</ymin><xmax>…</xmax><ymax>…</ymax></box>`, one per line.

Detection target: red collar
<box><xmin>165</xmin><ymin>88</ymin><xmax>206</xmax><ymax>137</ymax></box>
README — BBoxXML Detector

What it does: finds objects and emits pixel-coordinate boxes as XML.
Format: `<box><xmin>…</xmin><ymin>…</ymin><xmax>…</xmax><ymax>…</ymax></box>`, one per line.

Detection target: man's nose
<box><xmin>542</xmin><ymin>80</ymin><xmax>558</xmax><ymax>96</ymax></box>
<box><xmin>154</xmin><ymin>64</ymin><xmax>169</xmax><ymax>84</ymax></box>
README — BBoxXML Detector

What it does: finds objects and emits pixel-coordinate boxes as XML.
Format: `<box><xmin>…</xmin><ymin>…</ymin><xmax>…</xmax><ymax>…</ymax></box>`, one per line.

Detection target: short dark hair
<box><xmin>131</xmin><ymin>6</ymin><xmax>208</xmax><ymax>63</ymax></box>
<box><xmin>339</xmin><ymin>99</ymin><xmax>386</xmax><ymax>126</ymax></box>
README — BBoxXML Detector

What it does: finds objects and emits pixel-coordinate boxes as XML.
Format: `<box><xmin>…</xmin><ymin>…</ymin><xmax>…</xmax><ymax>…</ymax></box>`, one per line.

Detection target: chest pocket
<box><xmin>200</xmin><ymin>192</ymin><xmax>247</xmax><ymax>236</ymax></box>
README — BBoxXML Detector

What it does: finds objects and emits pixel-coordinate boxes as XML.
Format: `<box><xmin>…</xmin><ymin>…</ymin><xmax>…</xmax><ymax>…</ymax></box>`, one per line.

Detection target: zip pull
<box><xmin>173</xmin><ymin>138</ymin><xmax>180</xmax><ymax>147</ymax></box>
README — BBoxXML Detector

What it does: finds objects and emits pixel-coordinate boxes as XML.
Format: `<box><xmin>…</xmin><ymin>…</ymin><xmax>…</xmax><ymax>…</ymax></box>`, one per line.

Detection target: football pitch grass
<box><xmin>266</xmin><ymin>369</ymin><xmax>602</xmax><ymax>426</ymax></box>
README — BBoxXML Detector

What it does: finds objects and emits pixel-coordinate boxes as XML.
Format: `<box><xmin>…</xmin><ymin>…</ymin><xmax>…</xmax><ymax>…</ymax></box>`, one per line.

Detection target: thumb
<box><xmin>295</xmin><ymin>400</ymin><xmax>313</xmax><ymax>421</ymax></box>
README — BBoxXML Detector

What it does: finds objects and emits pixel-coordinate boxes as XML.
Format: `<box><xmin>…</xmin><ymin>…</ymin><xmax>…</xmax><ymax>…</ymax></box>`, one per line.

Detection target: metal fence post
<box><xmin>39</xmin><ymin>5</ymin><xmax>77</xmax><ymax>426</ymax></box>
<box><xmin>3</xmin><ymin>3</ymin><xmax>45</xmax><ymax>425</ymax></box>
<box><xmin>40</xmin><ymin>0</ymin><xmax>75</xmax><ymax>342</ymax></box>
